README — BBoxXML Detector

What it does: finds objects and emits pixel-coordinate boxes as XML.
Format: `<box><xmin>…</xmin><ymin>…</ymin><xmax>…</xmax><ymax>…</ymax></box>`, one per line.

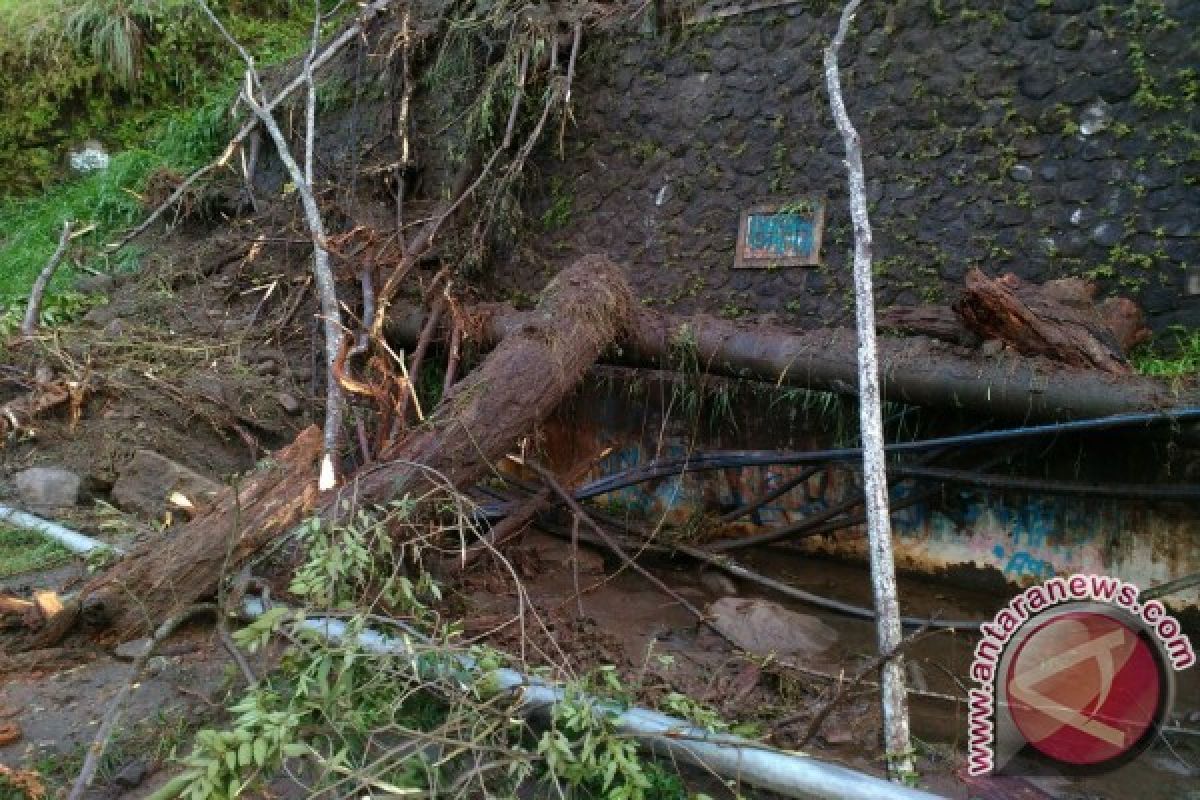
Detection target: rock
<box><xmin>1079</xmin><ymin>99</ymin><xmax>1110</xmax><ymax>136</ymax></box>
<box><xmin>276</xmin><ymin>392</ymin><xmax>301</xmax><ymax>415</ymax></box>
<box><xmin>1021</xmin><ymin>12</ymin><xmax>1057</xmax><ymax>39</ymax></box>
<box><xmin>1009</xmin><ymin>165</ymin><xmax>1034</xmax><ymax>183</ymax></box>
<box><xmin>114</xmin><ymin>759</ymin><xmax>149</xmax><ymax>788</ymax></box>
<box><xmin>707</xmin><ymin>597</ymin><xmax>838</xmax><ymax>657</ymax></box>
<box><xmin>1090</xmin><ymin>221</ymin><xmax>1124</xmax><ymax>247</ymax></box>
<box><xmin>15</xmin><ymin>467</ymin><xmax>81</xmax><ymax>509</ymax></box>
<box><xmin>111</xmin><ymin>450</ymin><xmax>222</xmax><ymax>518</ymax></box>
<box><xmin>1018</xmin><ymin>69</ymin><xmax>1058</xmax><ymax>100</ymax></box>
<box><xmin>114</xmin><ymin>638</ymin><xmax>154</xmax><ymax>661</ymax></box>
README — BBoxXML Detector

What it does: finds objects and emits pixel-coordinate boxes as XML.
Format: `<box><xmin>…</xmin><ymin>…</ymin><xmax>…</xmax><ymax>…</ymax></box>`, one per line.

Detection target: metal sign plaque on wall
<box><xmin>734</xmin><ymin>200</ymin><xmax>826</xmax><ymax>268</ymax></box>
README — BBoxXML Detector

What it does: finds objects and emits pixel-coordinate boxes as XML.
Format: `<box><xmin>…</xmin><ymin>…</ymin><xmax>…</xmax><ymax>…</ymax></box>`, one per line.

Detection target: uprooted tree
<box><xmin>19</xmin><ymin>0</ymin><xmax>1200</xmax><ymax>652</ymax></box>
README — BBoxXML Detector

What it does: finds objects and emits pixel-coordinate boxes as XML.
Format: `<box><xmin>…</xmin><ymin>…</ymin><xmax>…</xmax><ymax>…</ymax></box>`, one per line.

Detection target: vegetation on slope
<box><xmin>0</xmin><ymin>0</ymin><xmax>326</xmax><ymax>326</ymax></box>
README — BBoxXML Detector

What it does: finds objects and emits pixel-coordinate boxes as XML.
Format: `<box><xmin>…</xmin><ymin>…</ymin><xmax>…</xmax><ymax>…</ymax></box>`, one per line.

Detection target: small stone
<box><xmin>33</xmin><ymin>365</ymin><xmax>54</xmax><ymax>384</ymax></box>
<box><xmin>114</xmin><ymin>637</ymin><xmax>153</xmax><ymax>660</ymax></box>
<box><xmin>1090</xmin><ymin>221</ymin><xmax>1124</xmax><ymax>247</ymax></box>
<box><xmin>1098</xmin><ymin>71</ymin><xmax>1138</xmax><ymax>102</ymax></box>
<box><xmin>114</xmin><ymin>759</ymin><xmax>149</xmax><ymax>788</ymax></box>
<box><xmin>1021</xmin><ymin>12</ymin><xmax>1057</xmax><ymax>39</ymax></box>
<box><xmin>1018</xmin><ymin>69</ymin><xmax>1058</xmax><ymax>100</ymax></box>
<box><xmin>1079</xmin><ymin>99</ymin><xmax>1111</xmax><ymax>136</ymax></box>
<box><xmin>1009</xmin><ymin>165</ymin><xmax>1034</xmax><ymax>183</ymax></box>
<box><xmin>981</xmin><ymin>339</ymin><xmax>1005</xmax><ymax>357</ymax></box>
<box><xmin>276</xmin><ymin>392</ymin><xmax>301</xmax><ymax>415</ymax></box>
<box><xmin>15</xmin><ymin>467</ymin><xmax>81</xmax><ymax>509</ymax></box>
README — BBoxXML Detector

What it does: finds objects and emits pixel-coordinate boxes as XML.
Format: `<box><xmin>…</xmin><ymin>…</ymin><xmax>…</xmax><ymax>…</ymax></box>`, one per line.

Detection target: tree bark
<box><xmin>954</xmin><ymin>268</ymin><xmax>1143</xmax><ymax>374</ymax></box>
<box><xmin>72</xmin><ymin>257</ymin><xmax>633</xmax><ymax>640</ymax></box>
<box><xmin>388</xmin><ymin>304</ymin><xmax>1198</xmax><ymax>424</ymax></box>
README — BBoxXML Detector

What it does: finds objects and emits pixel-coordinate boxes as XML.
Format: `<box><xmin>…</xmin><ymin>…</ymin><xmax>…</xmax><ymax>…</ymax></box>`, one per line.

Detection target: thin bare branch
<box><xmin>824</xmin><ymin>0</ymin><xmax>914</xmax><ymax>777</ymax></box>
<box><xmin>21</xmin><ymin>220</ymin><xmax>74</xmax><ymax>337</ymax></box>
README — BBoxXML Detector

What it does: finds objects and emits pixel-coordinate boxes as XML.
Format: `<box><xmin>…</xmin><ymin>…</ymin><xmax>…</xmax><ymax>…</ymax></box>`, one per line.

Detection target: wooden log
<box><xmin>953</xmin><ymin>268</ymin><xmax>1137</xmax><ymax>374</ymax></box>
<box><xmin>71</xmin><ymin>256</ymin><xmax>634</xmax><ymax>640</ymax></box>
<box><xmin>877</xmin><ymin>305</ymin><xmax>978</xmax><ymax>347</ymax></box>
<box><xmin>388</xmin><ymin>301</ymin><xmax>1198</xmax><ymax>424</ymax></box>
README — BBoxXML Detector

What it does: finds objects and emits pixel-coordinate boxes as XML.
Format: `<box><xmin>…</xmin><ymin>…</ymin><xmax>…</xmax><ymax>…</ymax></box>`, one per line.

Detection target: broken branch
<box><xmin>21</xmin><ymin>220</ymin><xmax>73</xmax><ymax>337</ymax></box>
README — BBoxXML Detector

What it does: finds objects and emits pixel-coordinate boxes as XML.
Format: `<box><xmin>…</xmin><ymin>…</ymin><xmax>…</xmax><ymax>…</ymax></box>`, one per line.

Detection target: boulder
<box><xmin>14</xmin><ymin>467</ymin><xmax>81</xmax><ymax>510</ymax></box>
<box><xmin>707</xmin><ymin>597</ymin><xmax>838</xmax><ymax>657</ymax></box>
<box><xmin>111</xmin><ymin>450</ymin><xmax>222</xmax><ymax>518</ymax></box>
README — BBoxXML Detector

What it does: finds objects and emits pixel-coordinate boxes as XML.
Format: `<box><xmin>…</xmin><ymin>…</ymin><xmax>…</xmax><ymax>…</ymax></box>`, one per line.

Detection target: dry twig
<box><xmin>21</xmin><ymin>221</ymin><xmax>74</xmax><ymax>337</ymax></box>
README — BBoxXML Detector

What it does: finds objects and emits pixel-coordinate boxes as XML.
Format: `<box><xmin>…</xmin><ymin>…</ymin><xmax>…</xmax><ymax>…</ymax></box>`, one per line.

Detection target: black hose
<box><xmin>571</xmin><ymin>408</ymin><xmax>1200</xmax><ymax>501</ymax></box>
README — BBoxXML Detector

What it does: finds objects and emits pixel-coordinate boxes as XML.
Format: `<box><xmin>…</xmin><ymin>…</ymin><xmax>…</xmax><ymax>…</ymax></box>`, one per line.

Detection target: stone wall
<box><xmin>501</xmin><ymin>0</ymin><xmax>1199</xmax><ymax>340</ymax></box>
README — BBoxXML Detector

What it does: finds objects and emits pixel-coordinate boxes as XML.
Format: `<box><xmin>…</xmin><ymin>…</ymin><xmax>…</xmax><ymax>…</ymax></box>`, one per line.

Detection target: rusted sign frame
<box><xmin>734</xmin><ymin>199</ymin><xmax>826</xmax><ymax>268</ymax></box>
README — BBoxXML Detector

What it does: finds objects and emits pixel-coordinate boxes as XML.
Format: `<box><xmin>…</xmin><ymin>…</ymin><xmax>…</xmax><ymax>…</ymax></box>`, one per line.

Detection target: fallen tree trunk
<box><xmin>72</xmin><ymin>257</ymin><xmax>634</xmax><ymax>640</ymax></box>
<box><xmin>954</xmin><ymin>269</ymin><xmax>1144</xmax><ymax>374</ymax></box>
<box><xmin>388</xmin><ymin>301</ymin><xmax>1198</xmax><ymax>423</ymax></box>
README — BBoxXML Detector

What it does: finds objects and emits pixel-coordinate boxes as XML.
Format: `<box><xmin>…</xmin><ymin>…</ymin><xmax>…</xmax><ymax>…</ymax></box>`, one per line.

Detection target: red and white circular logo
<box><xmin>1005</xmin><ymin>609</ymin><xmax>1165</xmax><ymax>767</ymax></box>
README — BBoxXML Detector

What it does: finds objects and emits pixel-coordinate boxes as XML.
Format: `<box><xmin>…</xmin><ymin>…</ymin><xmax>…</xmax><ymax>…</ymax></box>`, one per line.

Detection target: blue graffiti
<box><xmin>1003</xmin><ymin>551</ymin><xmax>1057</xmax><ymax>580</ymax></box>
<box><xmin>746</xmin><ymin>214</ymin><xmax>814</xmax><ymax>257</ymax></box>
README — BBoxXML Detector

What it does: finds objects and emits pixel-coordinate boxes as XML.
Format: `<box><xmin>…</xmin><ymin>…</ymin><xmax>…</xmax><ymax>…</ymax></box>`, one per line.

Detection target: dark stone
<box><xmin>1097</xmin><ymin>71</ymin><xmax>1138</xmax><ymax>102</ymax></box>
<box><xmin>1084</xmin><ymin>43</ymin><xmax>1127</xmax><ymax>76</ymax></box>
<box><xmin>1059</xmin><ymin>75</ymin><xmax>1098</xmax><ymax>105</ymax></box>
<box><xmin>1052</xmin><ymin>0</ymin><xmax>1093</xmax><ymax>11</ymax></box>
<box><xmin>1138</xmin><ymin>287</ymin><xmax>1180</xmax><ymax>313</ymax></box>
<box><xmin>114</xmin><ymin>760</ymin><xmax>149</xmax><ymax>789</ymax></box>
<box><xmin>1135</xmin><ymin>169</ymin><xmax>1173</xmax><ymax>191</ymax></box>
<box><xmin>995</xmin><ymin>205</ymin><xmax>1032</xmax><ymax>227</ymax></box>
<box><xmin>1157</xmin><ymin>215</ymin><xmax>1196</xmax><ymax>238</ymax></box>
<box><xmin>1022</xmin><ymin>12</ymin><xmax>1058</xmax><ymax>39</ymax></box>
<box><xmin>1059</xmin><ymin>179</ymin><xmax>1100</xmax><ymax>202</ymax></box>
<box><xmin>983</xmin><ymin>31</ymin><xmax>1015</xmax><ymax>55</ymax></box>
<box><xmin>1015</xmin><ymin>137</ymin><xmax>1046</xmax><ymax>157</ymax></box>
<box><xmin>712</xmin><ymin>49</ymin><xmax>739</xmax><ymax>74</ymax></box>
<box><xmin>1010</xmin><ymin>165</ymin><xmax>1034</xmax><ymax>182</ymax></box>
<box><xmin>1039</xmin><ymin>162</ymin><xmax>1061</xmax><ymax>181</ymax></box>
<box><xmin>1090</xmin><ymin>220</ymin><xmax>1124</xmax><ymax>247</ymax></box>
<box><xmin>1053</xmin><ymin>17</ymin><xmax>1088</xmax><ymax>49</ymax></box>
<box><xmin>1145</xmin><ymin>187</ymin><xmax>1186</xmax><ymax>211</ymax></box>
<box><xmin>1005</xmin><ymin>0</ymin><xmax>1036</xmax><ymax>21</ymax></box>
<box><xmin>1018</xmin><ymin>68</ymin><xmax>1059</xmax><ymax>100</ymax></box>
<box><xmin>724</xmin><ymin>71</ymin><xmax>765</xmax><ymax>94</ymax></box>
<box><xmin>760</xmin><ymin>23</ymin><xmax>786</xmax><ymax>52</ymax></box>
<box><xmin>1056</xmin><ymin>231</ymin><xmax>1090</xmax><ymax>257</ymax></box>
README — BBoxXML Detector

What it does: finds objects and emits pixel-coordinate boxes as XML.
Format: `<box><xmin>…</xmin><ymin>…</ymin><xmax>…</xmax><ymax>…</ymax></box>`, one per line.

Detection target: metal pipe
<box><xmin>243</xmin><ymin>597</ymin><xmax>944</xmax><ymax>800</ymax></box>
<box><xmin>0</xmin><ymin>504</ymin><xmax>124</xmax><ymax>555</ymax></box>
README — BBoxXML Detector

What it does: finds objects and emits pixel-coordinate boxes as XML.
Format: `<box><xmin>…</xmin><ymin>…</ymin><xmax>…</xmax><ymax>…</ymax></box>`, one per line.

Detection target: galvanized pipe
<box><xmin>248</xmin><ymin>598</ymin><xmax>945</xmax><ymax>800</ymax></box>
<box><xmin>5</xmin><ymin>511</ymin><xmax>945</xmax><ymax>798</ymax></box>
<box><xmin>0</xmin><ymin>504</ymin><xmax>124</xmax><ymax>555</ymax></box>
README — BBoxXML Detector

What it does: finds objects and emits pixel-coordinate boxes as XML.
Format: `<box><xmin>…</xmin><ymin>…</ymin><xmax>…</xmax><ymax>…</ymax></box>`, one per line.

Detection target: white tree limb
<box><xmin>21</xmin><ymin>220</ymin><xmax>74</xmax><ymax>337</ymax></box>
<box><xmin>196</xmin><ymin>0</ymin><xmax>345</xmax><ymax>484</ymax></box>
<box><xmin>823</xmin><ymin>0</ymin><xmax>914</xmax><ymax>777</ymax></box>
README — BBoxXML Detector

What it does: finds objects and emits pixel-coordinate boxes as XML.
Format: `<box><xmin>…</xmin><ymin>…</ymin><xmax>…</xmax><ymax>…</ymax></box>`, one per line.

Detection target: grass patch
<box><xmin>0</xmin><ymin>527</ymin><xmax>73</xmax><ymax>578</ymax></box>
<box><xmin>0</xmin><ymin>2</ymin><xmax>327</xmax><ymax>322</ymax></box>
<box><xmin>1133</xmin><ymin>329</ymin><xmax>1200</xmax><ymax>377</ymax></box>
